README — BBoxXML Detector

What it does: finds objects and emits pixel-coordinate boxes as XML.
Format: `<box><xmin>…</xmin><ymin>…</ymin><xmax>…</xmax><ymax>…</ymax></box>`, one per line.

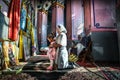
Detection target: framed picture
<box><xmin>92</xmin><ymin>0</ymin><xmax>116</xmax><ymax>29</ymax></box>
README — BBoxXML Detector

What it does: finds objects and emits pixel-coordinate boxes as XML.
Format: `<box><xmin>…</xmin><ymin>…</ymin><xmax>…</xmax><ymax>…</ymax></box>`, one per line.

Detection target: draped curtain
<box><xmin>8</xmin><ymin>0</ymin><xmax>20</xmax><ymax>41</ymax></box>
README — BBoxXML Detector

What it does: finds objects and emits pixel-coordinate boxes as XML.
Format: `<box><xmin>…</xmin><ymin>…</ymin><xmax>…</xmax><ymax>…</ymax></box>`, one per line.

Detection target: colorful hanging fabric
<box><xmin>20</xmin><ymin>4</ymin><xmax>27</xmax><ymax>31</ymax></box>
<box><xmin>31</xmin><ymin>26</ymin><xmax>36</xmax><ymax>56</ymax></box>
<box><xmin>18</xmin><ymin>30</ymin><xmax>23</xmax><ymax>59</ymax></box>
<box><xmin>26</xmin><ymin>15</ymin><xmax>35</xmax><ymax>48</ymax></box>
<box><xmin>8</xmin><ymin>43</ymin><xmax>16</xmax><ymax>66</ymax></box>
<box><xmin>31</xmin><ymin>25</ymin><xmax>34</xmax><ymax>46</ymax></box>
<box><xmin>11</xmin><ymin>42</ymin><xmax>19</xmax><ymax>65</ymax></box>
<box><xmin>8</xmin><ymin>0</ymin><xmax>20</xmax><ymax>41</ymax></box>
<box><xmin>14</xmin><ymin>44</ymin><xmax>19</xmax><ymax>65</ymax></box>
<box><xmin>26</xmin><ymin>15</ymin><xmax>32</xmax><ymax>34</ymax></box>
<box><xmin>3</xmin><ymin>41</ymin><xmax>10</xmax><ymax>69</ymax></box>
<box><xmin>0</xmin><ymin>12</ymin><xmax>9</xmax><ymax>40</ymax></box>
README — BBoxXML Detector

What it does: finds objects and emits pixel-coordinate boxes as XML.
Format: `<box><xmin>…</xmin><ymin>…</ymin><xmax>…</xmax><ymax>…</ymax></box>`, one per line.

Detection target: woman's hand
<box><xmin>53</xmin><ymin>43</ymin><xmax>61</xmax><ymax>48</ymax></box>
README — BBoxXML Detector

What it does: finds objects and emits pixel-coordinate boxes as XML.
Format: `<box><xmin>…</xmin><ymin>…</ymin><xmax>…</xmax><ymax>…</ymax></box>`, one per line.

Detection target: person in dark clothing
<box><xmin>78</xmin><ymin>31</ymin><xmax>93</xmax><ymax>63</ymax></box>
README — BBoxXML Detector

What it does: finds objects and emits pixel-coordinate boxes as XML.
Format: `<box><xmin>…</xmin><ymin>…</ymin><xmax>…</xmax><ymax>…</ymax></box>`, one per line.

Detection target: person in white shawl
<box><xmin>54</xmin><ymin>24</ymin><xmax>68</xmax><ymax>69</ymax></box>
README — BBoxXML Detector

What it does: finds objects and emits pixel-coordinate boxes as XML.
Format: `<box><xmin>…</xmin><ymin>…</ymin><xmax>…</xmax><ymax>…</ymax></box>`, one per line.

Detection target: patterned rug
<box><xmin>58</xmin><ymin>67</ymin><xmax>105</xmax><ymax>80</ymax></box>
<box><xmin>58</xmin><ymin>63</ymin><xmax>120</xmax><ymax>80</ymax></box>
<box><xmin>96</xmin><ymin>66</ymin><xmax>120</xmax><ymax>80</ymax></box>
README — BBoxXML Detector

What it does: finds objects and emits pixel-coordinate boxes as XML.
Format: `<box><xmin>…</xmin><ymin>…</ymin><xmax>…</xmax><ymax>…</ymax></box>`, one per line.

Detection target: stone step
<box><xmin>24</xmin><ymin>71</ymin><xmax>66</xmax><ymax>80</ymax></box>
<box><xmin>23</xmin><ymin>61</ymin><xmax>50</xmax><ymax>70</ymax></box>
<box><xmin>2</xmin><ymin>67</ymin><xmax>74</xmax><ymax>80</ymax></box>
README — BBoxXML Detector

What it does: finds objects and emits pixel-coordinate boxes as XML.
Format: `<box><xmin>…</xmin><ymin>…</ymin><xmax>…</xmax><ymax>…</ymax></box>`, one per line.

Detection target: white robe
<box><xmin>55</xmin><ymin>32</ymin><xmax>68</xmax><ymax>69</ymax></box>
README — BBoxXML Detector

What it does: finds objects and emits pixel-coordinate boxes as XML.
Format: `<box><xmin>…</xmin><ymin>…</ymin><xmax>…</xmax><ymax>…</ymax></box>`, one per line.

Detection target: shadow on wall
<box><xmin>91</xmin><ymin>32</ymin><xmax>119</xmax><ymax>62</ymax></box>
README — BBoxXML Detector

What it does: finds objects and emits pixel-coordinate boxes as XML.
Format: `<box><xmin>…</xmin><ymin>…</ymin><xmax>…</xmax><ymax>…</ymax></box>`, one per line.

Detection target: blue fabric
<box><xmin>20</xmin><ymin>7</ymin><xmax>27</xmax><ymax>30</ymax></box>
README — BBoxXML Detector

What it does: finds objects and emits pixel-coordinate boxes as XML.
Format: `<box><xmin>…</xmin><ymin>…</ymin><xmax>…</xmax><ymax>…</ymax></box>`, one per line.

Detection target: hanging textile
<box><xmin>26</xmin><ymin>15</ymin><xmax>32</xmax><ymax>34</ymax></box>
<box><xmin>0</xmin><ymin>12</ymin><xmax>9</xmax><ymax>40</ymax></box>
<box><xmin>26</xmin><ymin>15</ymin><xmax>34</xmax><ymax>45</ymax></box>
<box><xmin>8</xmin><ymin>0</ymin><xmax>20</xmax><ymax>41</ymax></box>
<box><xmin>14</xmin><ymin>44</ymin><xmax>19</xmax><ymax>65</ymax></box>
<box><xmin>11</xmin><ymin>42</ymin><xmax>19</xmax><ymax>65</ymax></box>
<box><xmin>8</xmin><ymin>43</ymin><xmax>16</xmax><ymax>66</ymax></box>
<box><xmin>31</xmin><ymin>25</ymin><xmax>34</xmax><ymax>46</ymax></box>
<box><xmin>20</xmin><ymin>4</ymin><xmax>27</xmax><ymax>30</ymax></box>
<box><xmin>18</xmin><ymin>30</ymin><xmax>23</xmax><ymax>59</ymax></box>
<box><xmin>31</xmin><ymin>26</ymin><xmax>36</xmax><ymax>56</ymax></box>
<box><xmin>3</xmin><ymin>41</ymin><xmax>9</xmax><ymax>69</ymax></box>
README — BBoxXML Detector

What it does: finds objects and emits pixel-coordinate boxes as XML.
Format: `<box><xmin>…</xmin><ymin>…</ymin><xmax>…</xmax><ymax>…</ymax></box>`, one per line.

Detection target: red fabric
<box><xmin>8</xmin><ymin>0</ymin><xmax>20</xmax><ymax>41</ymax></box>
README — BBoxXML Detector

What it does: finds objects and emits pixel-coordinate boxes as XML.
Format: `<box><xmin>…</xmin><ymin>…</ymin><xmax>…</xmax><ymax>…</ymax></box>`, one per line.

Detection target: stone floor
<box><xmin>1</xmin><ymin>55</ymin><xmax>120</xmax><ymax>80</ymax></box>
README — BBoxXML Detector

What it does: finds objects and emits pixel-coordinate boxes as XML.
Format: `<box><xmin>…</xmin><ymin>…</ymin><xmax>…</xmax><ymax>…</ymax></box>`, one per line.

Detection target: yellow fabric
<box><xmin>11</xmin><ymin>43</ymin><xmax>15</xmax><ymax>56</ymax></box>
<box><xmin>12</xmin><ymin>43</ymin><xmax>19</xmax><ymax>65</ymax></box>
<box><xmin>19</xmin><ymin>30</ymin><xmax>23</xmax><ymax>59</ymax></box>
<box><xmin>2</xmin><ymin>41</ymin><xmax>10</xmax><ymax>69</ymax></box>
<box><xmin>19</xmin><ymin>15</ymin><xmax>35</xmax><ymax>59</ymax></box>
<box><xmin>15</xmin><ymin>45</ymin><xmax>19</xmax><ymax>65</ymax></box>
<box><xmin>5</xmin><ymin>61</ymin><xmax>10</xmax><ymax>69</ymax></box>
<box><xmin>68</xmin><ymin>54</ymin><xmax>78</xmax><ymax>62</ymax></box>
<box><xmin>26</xmin><ymin>16</ymin><xmax>32</xmax><ymax>34</ymax></box>
<box><xmin>27</xmin><ymin>15</ymin><xmax>34</xmax><ymax>46</ymax></box>
<box><xmin>31</xmin><ymin>25</ymin><xmax>34</xmax><ymax>45</ymax></box>
<box><xmin>3</xmin><ymin>42</ymin><xmax>9</xmax><ymax>61</ymax></box>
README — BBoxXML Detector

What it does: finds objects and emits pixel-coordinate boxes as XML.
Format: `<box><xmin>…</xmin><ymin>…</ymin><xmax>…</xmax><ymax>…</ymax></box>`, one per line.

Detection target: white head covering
<box><xmin>57</xmin><ymin>24</ymin><xmax>67</xmax><ymax>33</ymax></box>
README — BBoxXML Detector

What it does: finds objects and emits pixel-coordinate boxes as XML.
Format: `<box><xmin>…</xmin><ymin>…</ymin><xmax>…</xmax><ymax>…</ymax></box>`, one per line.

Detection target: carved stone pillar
<box><xmin>51</xmin><ymin>2</ymin><xmax>64</xmax><ymax>32</ymax></box>
<box><xmin>37</xmin><ymin>9</ymin><xmax>48</xmax><ymax>48</ymax></box>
